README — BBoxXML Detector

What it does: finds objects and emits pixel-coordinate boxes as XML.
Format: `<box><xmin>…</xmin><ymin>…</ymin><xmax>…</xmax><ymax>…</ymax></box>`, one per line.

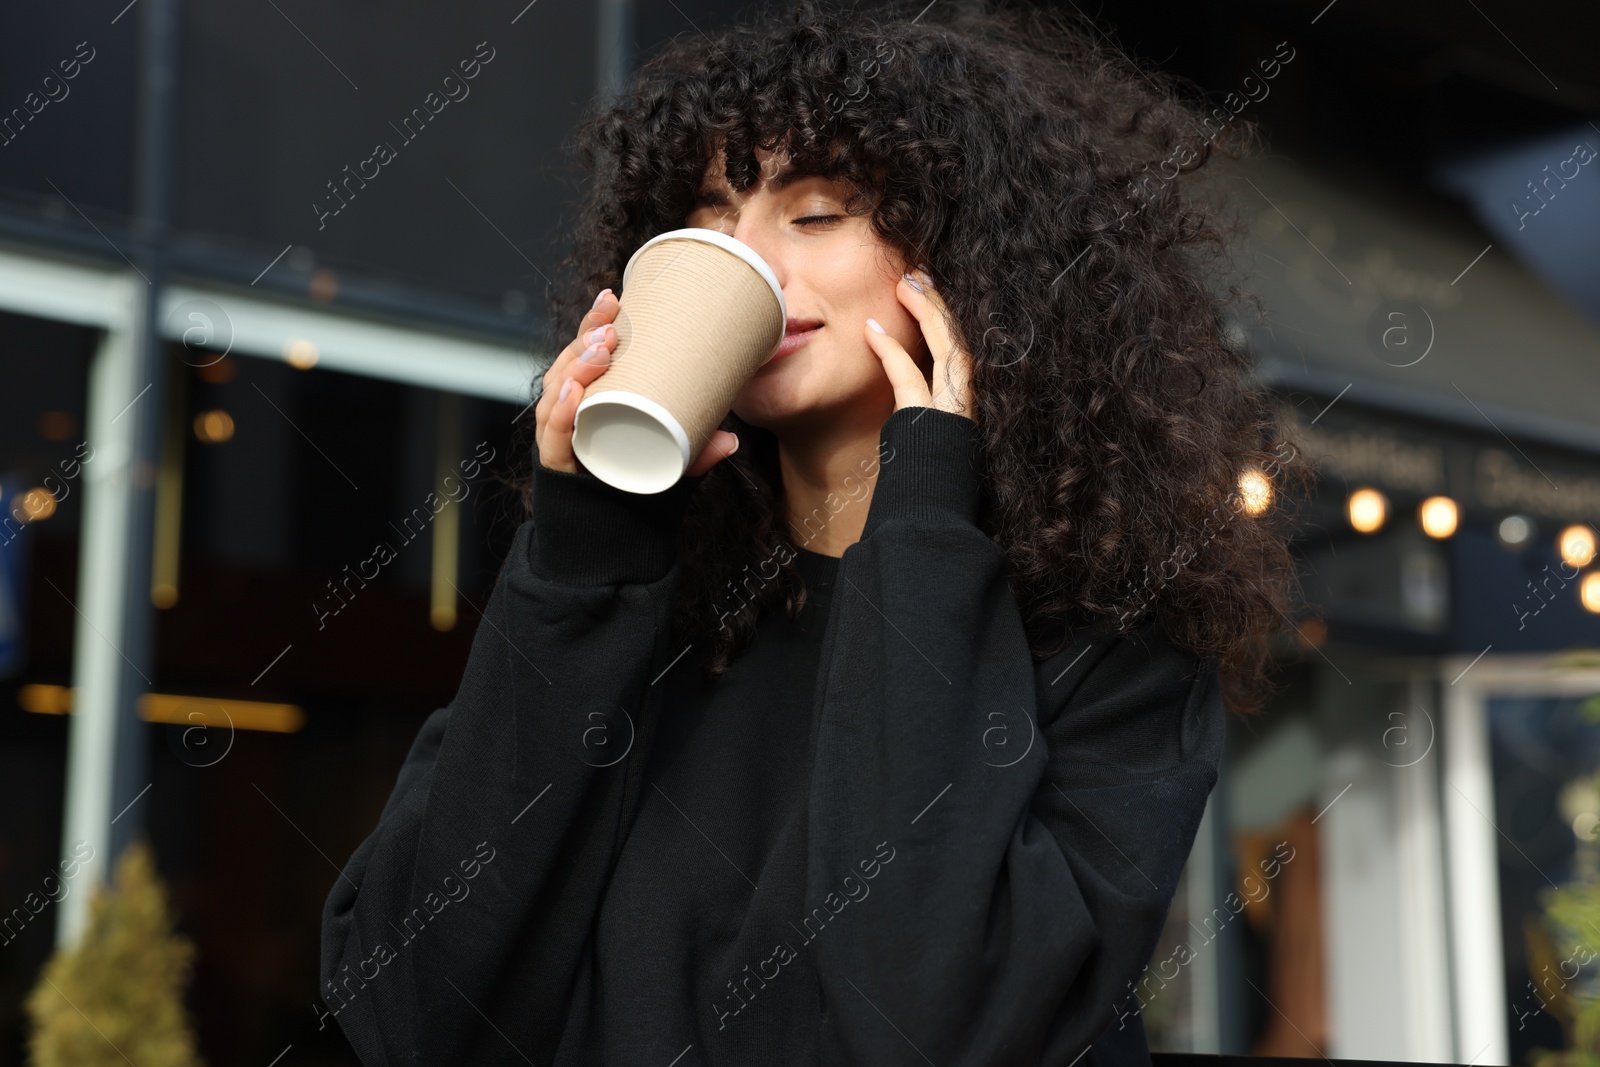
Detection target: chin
<box><xmin>731</xmin><ymin>368</ymin><xmax>807</xmax><ymax>428</ymax></box>
<box><xmin>732</xmin><ymin>391</ymin><xmax>880</xmax><ymax>440</ymax></box>
<box><xmin>729</xmin><ymin>395</ymin><xmax>792</xmax><ymax>431</ymax></box>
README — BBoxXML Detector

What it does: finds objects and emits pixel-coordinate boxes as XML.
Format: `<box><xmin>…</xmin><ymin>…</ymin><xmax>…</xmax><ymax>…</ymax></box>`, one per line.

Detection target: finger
<box><xmin>544</xmin><ymin>290</ymin><xmax>619</xmax><ymax>395</ymax></box>
<box><xmin>543</xmin><ymin>374</ymin><xmax>584</xmax><ymax>473</ymax></box>
<box><xmin>896</xmin><ymin>272</ymin><xmax>957</xmax><ymax>355</ymax></box>
<box><xmin>897</xmin><ymin>272</ymin><xmax>975</xmax><ymax>417</ymax></box>
<box><xmin>539</xmin><ymin>298</ymin><xmax>618</xmax><ymax>431</ymax></box>
<box><xmin>865</xmin><ymin>318</ymin><xmax>933</xmax><ymax>412</ymax></box>
<box><xmin>537</xmin><ymin>339</ymin><xmax>607</xmax><ymax>444</ymax></box>
<box><xmin>547</xmin><ymin>317</ymin><xmax>616</xmax><ymax>392</ymax></box>
<box><xmin>931</xmin><ymin>339</ymin><xmax>974</xmax><ymax>418</ymax></box>
<box><xmin>564</xmin><ymin>339</ymin><xmax>614</xmax><ymax>391</ymax></box>
<box><xmin>686</xmin><ymin>430</ymin><xmax>740</xmax><ymax>478</ymax></box>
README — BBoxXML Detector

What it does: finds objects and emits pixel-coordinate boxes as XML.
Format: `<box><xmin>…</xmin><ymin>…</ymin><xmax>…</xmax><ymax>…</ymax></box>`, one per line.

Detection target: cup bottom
<box><xmin>572</xmin><ymin>392</ymin><xmax>693</xmax><ymax>495</ymax></box>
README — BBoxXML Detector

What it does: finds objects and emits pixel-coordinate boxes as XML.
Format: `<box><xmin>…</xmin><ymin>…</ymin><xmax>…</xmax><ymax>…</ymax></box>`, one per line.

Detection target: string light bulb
<box><xmin>1238</xmin><ymin>469</ymin><xmax>1273</xmax><ymax>516</ymax></box>
<box><xmin>1418</xmin><ymin>496</ymin><xmax>1458</xmax><ymax>539</ymax></box>
<box><xmin>1348</xmin><ymin>488</ymin><xmax>1388</xmax><ymax>534</ymax></box>
<box><xmin>1560</xmin><ymin>525</ymin><xmax>1597</xmax><ymax>570</ymax></box>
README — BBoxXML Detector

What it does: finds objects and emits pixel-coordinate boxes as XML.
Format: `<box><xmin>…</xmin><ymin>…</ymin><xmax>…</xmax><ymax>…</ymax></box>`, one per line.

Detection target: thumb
<box><xmin>686</xmin><ymin>430</ymin><xmax>740</xmax><ymax>478</ymax></box>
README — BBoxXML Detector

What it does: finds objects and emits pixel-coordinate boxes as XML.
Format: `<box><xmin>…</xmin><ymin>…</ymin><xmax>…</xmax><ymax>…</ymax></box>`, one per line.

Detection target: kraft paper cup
<box><xmin>572</xmin><ymin>228</ymin><xmax>787</xmax><ymax>494</ymax></box>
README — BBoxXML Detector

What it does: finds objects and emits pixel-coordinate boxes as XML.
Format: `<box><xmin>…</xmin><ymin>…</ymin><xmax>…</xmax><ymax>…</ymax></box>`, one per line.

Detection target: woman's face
<box><xmin>684</xmin><ymin>145</ymin><xmax>929</xmax><ymax>436</ymax></box>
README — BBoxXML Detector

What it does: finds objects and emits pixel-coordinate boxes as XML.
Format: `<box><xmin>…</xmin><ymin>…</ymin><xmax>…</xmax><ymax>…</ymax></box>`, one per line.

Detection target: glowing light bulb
<box><xmin>1582</xmin><ymin>573</ymin><xmax>1600</xmax><ymax>614</ymax></box>
<box><xmin>1498</xmin><ymin>515</ymin><xmax>1532</xmax><ymax>548</ymax></box>
<box><xmin>1348</xmin><ymin>488</ymin><xmax>1387</xmax><ymax>534</ymax></box>
<box><xmin>1418</xmin><ymin>496</ymin><xmax>1458</xmax><ymax>539</ymax></box>
<box><xmin>283</xmin><ymin>339</ymin><xmax>320</xmax><ymax>370</ymax></box>
<box><xmin>1238</xmin><ymin>469</ymin><xmax>1273</xmax><ymax>516</ymax></box>
<box><xmin>193</xmin><ymin>410</ymin><xmax>235</xmax><ymax>443</ymax></box>
<box><xmin>1560</xmin><ymin>525</ymin><xmax>1597</xmax><ymax>569</ymax></box>
<box><xmin>13</xmin><ymin>487</ymin><xmax>56</xmax><ymax>523</ymax></box>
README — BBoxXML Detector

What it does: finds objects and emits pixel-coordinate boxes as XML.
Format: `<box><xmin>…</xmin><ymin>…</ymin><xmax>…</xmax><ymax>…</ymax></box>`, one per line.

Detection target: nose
<box><xmin>729</xmin><ymin>215</ymin><xmax>784</xmax><ymax>284</ymax></box>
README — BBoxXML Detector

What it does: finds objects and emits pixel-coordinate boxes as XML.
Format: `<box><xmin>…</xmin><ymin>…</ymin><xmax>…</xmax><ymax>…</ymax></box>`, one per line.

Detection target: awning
<box><xmin>1221</xmin><ymin>153</ymin><xmax>1600</xmax><ymax>457</ymax></box>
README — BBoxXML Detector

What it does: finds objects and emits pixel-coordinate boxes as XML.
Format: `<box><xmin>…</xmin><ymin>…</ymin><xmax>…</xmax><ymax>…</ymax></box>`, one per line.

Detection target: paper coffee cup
<box><xmin>572</xmin><ymin>228</ymin><xmax>786</xmax><ymax>494</ymax></box>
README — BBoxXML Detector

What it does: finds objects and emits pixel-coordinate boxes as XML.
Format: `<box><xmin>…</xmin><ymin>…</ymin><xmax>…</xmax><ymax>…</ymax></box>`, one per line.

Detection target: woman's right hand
<box><xmin>536</xmin><ymin>288</ymin><xmax>741</xmax><ymax>477</ymax></box>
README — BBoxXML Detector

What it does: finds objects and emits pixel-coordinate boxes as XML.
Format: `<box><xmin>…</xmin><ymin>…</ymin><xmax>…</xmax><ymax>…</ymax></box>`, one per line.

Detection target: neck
<box><xmin>775</xmin><ymin>402</ymin><xmax>893</xmax><ymax>558</ymax></box>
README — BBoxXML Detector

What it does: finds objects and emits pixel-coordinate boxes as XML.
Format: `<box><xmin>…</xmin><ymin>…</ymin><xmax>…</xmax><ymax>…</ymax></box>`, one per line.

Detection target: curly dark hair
<box><xmin>517</xmin><ymin>0</ymin><xmax>1313</xmax><ymax>716</ymax></box>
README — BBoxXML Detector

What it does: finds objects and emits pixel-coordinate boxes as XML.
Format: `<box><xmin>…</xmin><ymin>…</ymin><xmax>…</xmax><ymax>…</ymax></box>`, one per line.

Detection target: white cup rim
<box><xmin>621</xmin><ymin>227</ymin><xmax>787</xmax><ymax>337</ymax></box>
<box><xmin>573</xmin><ymin>390</ymin><xmax>694</xmax><ymax>495</ymax></box>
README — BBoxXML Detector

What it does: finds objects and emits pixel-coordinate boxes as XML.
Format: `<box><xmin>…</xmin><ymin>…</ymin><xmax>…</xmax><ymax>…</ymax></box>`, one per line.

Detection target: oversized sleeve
<box><xmin>805</xmin><ymin>405</ymin><xmax>1227</xmax><ymax>1065</ymax></box>
<box><xmin>319</xmin><ymin>458</ymin><xmax>703</xmax><ymax>1066</ymax></box>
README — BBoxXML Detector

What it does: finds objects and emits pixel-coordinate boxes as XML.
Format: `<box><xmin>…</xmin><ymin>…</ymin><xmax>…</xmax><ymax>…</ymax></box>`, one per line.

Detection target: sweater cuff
<box><xmin>528</xmin><ymin>460</ymin><xmax>702</xmax><ymax>585</ymax></box>
<box><xmin>860</xmin><ymin>406</ymin><xmax>983</xmax><ymax>540</ymax></box>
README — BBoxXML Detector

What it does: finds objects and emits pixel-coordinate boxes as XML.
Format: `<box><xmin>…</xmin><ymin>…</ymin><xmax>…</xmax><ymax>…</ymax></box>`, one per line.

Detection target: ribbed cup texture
<box><xmin>584</xmin><ymin>236</ymin><xmax>784</xmax><ymax>457</ymax></box>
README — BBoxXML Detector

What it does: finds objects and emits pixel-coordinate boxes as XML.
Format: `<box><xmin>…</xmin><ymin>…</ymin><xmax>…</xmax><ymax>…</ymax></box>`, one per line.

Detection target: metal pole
<box><xmin>596</xmin><ymin>0</ymin><xmax>633</xmax><ymax>101</ymax></box>
<box><xmin>112</xmin><ymin>0</ymin><xmax>179</xmax><ymax>870</ymax></box>
<box><xmin>56</xmin><ymin>0</ymin><xmax>180</xmax><ymax>943</ymax></box>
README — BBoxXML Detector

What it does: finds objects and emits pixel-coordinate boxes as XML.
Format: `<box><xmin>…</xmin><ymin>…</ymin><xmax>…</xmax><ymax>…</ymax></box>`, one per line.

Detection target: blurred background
<box><xmin>1</xmin><ymin>0</ymin><xmax>1598</xmax><ymax>1063</ymax></box>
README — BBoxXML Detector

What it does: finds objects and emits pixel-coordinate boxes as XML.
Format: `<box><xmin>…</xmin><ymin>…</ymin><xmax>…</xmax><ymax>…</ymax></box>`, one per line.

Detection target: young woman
<box><xmin>321</xmin><ymin>2</ymin><xmax>1305</xmax><ymax>1064</ymax></box>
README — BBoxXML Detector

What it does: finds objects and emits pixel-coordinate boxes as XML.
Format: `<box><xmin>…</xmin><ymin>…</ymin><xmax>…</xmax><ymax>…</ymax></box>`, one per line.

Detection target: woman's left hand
<box><xmin>865</xmin><ymin>269</ymin><xmax>975</xmax><ymax>423</ymax></box>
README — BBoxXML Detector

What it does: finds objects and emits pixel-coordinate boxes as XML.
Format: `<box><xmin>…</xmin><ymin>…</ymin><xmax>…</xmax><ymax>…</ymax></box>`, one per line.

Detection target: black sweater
<box><xmin>320</xmin><ymin>406</ymin><xmax>1226</xmax><ymax>1066</ymax></box>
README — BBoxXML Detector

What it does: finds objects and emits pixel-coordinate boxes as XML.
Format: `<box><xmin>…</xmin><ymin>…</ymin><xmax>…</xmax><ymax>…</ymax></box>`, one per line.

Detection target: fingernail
<box><xmin>585</xmin><ymin>325</ymin><xmax>610</xmax><ymax>345</ymax></box>
<box><xmin>866</xmin><ymin>317</ymin><xmax>886</xmax><ymax>334</ymax></box>
<box><xmin>901</xmin><ymin>271</ymin><xmax>924</xmax><ymax>292</ymax></box>
<box><xmin>592</xmin><ymin>288</ymin><xmax>612</xmax><ymax>310</ymax></box>
<box><xmin>729</xmin><ymin>433</ymin><xmax>740</xmax><ymax>455</ymax></box>
<box><xmin>558</xmin><ymin>378</ymin><xmax>574</xmax><ymax>403</ymax></box>
<box><xmin>578</xmin><ymin>344</ymin><xmax>608</xmax><ymax>364</ymax></box>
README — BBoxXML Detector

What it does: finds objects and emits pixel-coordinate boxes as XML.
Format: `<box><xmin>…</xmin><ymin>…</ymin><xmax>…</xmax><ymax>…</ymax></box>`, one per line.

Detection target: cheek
<box><xmin>872</xmin><ymin>304</ymin><xmax>928</xmax><ymax>371</ymax></box>
<box><xmin>861</xmin><ymin>258</ymin><xmax>925</xmax><ymax>359</ymax></box>
<box><xmin>843</xmin><ymin>273</ymin><xmax>920</xmax><ymax>353</ymax></box>
<box><xmin>893</xmin><ymin>312</ymin><xmax>927</xmax><ymax>362</ymax></box>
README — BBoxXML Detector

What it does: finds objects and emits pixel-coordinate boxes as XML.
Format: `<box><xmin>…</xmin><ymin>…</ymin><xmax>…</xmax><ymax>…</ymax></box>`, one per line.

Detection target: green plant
<box><xmin>24</xmin><ymin>839</ymin><xmax>204</xmax><ymax>1067</ymax></box>
<box><xmin>1530</xmin><ymin>768</ymin><xmax>1600</xmax><ymax>1067</ymax></box>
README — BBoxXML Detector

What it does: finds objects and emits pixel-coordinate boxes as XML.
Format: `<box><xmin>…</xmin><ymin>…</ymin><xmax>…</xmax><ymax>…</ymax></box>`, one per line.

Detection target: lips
<box><xmin>769</xmin><ymin>320</ymin><xmax>822</xmax><ymax>363</ymax></box>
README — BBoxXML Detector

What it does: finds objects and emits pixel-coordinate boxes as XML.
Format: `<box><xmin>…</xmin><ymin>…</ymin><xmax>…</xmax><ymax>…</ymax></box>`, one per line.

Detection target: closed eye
<box><xmin>795</xmin><ymin>214</ymin><xmax>843</xmax><ymax>226</ymax></box>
